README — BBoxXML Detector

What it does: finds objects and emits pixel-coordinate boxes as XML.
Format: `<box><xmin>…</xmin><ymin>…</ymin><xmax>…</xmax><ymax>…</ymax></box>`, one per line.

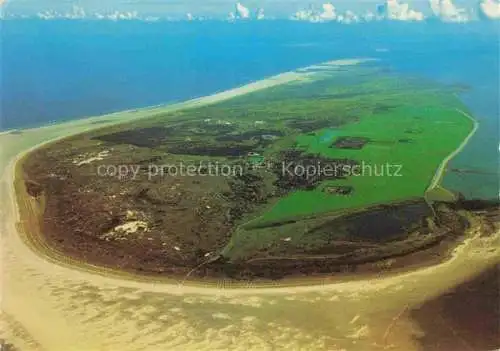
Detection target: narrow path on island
<box><xmin>427</xmin><ymin>108</ymin><xmax>479</xmax><ymax>193</ymax></box>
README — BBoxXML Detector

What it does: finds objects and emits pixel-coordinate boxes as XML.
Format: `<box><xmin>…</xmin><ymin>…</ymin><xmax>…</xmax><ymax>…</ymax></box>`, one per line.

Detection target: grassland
<box><xmin>254</xmin><ymin>96</ymin><xmax>474</xmax><ymax>224</ymax></box>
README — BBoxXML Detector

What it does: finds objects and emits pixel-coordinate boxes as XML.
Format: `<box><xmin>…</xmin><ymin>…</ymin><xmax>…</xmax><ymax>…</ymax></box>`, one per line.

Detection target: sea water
<box><xmin>1</xmin><ymin>20</ymin><xmax>498</xmax><ymax>198</ymax></box>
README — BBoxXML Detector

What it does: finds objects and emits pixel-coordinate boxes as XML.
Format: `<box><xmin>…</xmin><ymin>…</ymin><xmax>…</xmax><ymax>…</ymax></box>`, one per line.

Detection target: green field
<box><xmin>201</xmin><ymin>66</ymin><xmax>475</xmax><ymax>226</ymax></box>
<box><xmin>257</xmin><ymin>99</ymin><xmax>474</xmax><ymax>223</ymax></box>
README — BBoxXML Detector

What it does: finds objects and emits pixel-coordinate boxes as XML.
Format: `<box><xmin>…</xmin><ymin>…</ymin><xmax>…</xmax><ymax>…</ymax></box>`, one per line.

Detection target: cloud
<box><xmin>37</xmin><ymin>5</ymin><xmax>86</xmax><ymax>20</ymax></box>
<box><xmin>291</xmin><ymin>5</ymin><xmax>325</xmax><ymax>22</ymax></box>
<box><xmin>362</xmin><ymin>11</ymin><xmax>379</xmax><ymax>22</ymax></box>
<box><xmin>36</xmin><ymin>5</ymin><xmax>158</xmax><ymax>21</ymax></box>
<box><xmin>235</xmin><ymin>2</ymin><xmax>250</xmax><ymax>19</ymax></box>
<box><xmin>429</xmin><ymin>0</ymin><xmax>470</xmax><ymax>22</ymax></box>
<box><xmin>6</xmin><ymin>0</ymin><xmax>493</xmax><ymax>23</ymax></box>
<box><xmin>256</xmin><ymin>8</ymin><xmax>265</xmax><ymax>20</ymax></box>
<box><xmin>337</xmin><ymin>10</ymin><xmax>359</xmax><ymax>24</ymax></box>
<box><xmin>291</xmin><ymin>8</ymin><xmax>317</xmax><ymax>22</ymax></box>
<box><xmin>377</xmin><ymin>0</ymin><xmax>425</xmax><ymax>21</ymax></box>
<box><xmin>228</xmin><ymin>2</ymin><xmax>256</xmax><ymax>21</ymax></box>
<box><xmin>479</xmin><ymin>0</ymin><xmax>500</xmax><ymax>19</ymax></box>
<box><xmin>291</xmin><ymin>1</ymin><xmax>426</xmax><ymax>23</ymax></box>
<box><xmin>100</xmin><ymin>11</ymin><xmax>141</xmax><ymax>21</ymax></box>
<box><xmin>185</xmin><ymin>12</ymin><xmax>208</xmax><ymax>21</ymax></box>
<box><xmin>319</xmin><ymin>3</ymin><xmax>337</xmax><ymax>21</ymax></box>
<box><xmin>291</xmin><ymin>3</ymin><xmax>343</xmax><ymax>23</ymax></box>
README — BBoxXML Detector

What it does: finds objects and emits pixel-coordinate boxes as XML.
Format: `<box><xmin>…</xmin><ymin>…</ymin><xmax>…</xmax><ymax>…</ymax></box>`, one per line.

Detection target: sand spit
<box><xmin>297</xmin><ymin>58</ymin><xmax>375</xmax><ymax>72</ymax></box>
<box><xmin>1</xmin><ymin>59</ymin><xmax>499</xmax><ymax>351</ymax></box>
<box><xmin>427</xmin><ymin>108</ymin><xmax>479</xmax><ymax>192</ymax></box>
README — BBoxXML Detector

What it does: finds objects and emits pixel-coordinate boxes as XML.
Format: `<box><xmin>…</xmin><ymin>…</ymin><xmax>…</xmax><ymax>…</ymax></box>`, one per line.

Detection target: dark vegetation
<box><xmin>95</xmin><ymin>126</ymin><xmax>175</xmax><ymax>148</ymax></box>
<box><xmin>226</xmin><ymin>171</ymin><xmax>274</xmax><ymax>223</ymax></box>
<box><xmin>323</xmin><ymin>186</ymin><xmax>353</xmax><ymax>196</ymax></box>
<box><xmin>332</xmin><ymin>136</ymin><xmax>370</xmax><ymax>150</ymax></box>
<box><xmin>94</xmin><ymin>122</ymin><xmax>237</xmax><ymax>148</ymax></box>
<box><xmin>287</xmin><ymin>118</ymin><xmax>351</xmax><ymax>133</ymax></box>
<box><xmin>215</xmin><ymin>130</ymin><xmax>284</xmax><ymax>142</ymax></box>
<box><xmin>167</xmin><ymin>142</ymin><xmax>256</xmax><ymax>157</ymax></box>
<box><xmin>307</xmin><ymin>201</ymin><xmax>433</xmax><ymax>244</ymax></box>
<box><xmin>272</xmin><ymin>150</ymin><xmax>358</xmax><ymax>193</ymax></box>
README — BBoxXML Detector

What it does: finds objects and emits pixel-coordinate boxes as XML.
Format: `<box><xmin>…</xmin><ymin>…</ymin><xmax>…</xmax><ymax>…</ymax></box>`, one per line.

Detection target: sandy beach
<box><xmin>1</xmin><ymin>60</ymin><xmax>499</xmax><ymax>351</ymax></box>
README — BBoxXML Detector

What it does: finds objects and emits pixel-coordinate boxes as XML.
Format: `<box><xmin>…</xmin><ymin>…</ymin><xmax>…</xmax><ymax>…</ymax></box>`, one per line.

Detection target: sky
<box><xmin>2</xmin><ymin>0</ymin><xmax>500</xmax><ymax>21</ymax></box>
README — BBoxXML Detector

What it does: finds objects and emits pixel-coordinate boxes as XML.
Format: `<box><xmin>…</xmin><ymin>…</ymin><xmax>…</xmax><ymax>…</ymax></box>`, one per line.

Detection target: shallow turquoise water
<box><xmin>319</xmin><ymin>129</ymin><xmax>339</xmax><ymax>144</ymax></box>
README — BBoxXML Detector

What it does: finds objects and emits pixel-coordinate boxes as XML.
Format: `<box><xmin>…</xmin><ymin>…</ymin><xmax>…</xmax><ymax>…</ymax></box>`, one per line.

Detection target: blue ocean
<box><xmin>1</xmin><ymin>20</ymin><xmax>498</xmax><ymax>198</ymax></box>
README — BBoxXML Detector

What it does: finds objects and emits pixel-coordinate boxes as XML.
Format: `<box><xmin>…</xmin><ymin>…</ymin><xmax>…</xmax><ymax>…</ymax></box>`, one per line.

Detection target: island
<box><xmin>15</xmin><ymin>59</ymin><xmax>498</xmax><ymax>283</ymax></box>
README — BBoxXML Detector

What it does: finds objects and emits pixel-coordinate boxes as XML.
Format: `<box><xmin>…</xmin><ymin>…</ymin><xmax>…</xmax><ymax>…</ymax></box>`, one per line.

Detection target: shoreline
<box><xmin>10</xmin><ymin>147</ymin><xmax>500</xmax><ymax>296</ymax></box>
<box><xmin>2</xmin><ymin>58</ymin><xmax>499</xmax><ymax>351</ymax></box>
<box><xmin>6</xmin><ymin>63</ymin><xmax>498</xmax><ymax>293</ymax></box>
<box><xmin>13</xmin><ymin>157</ymin><xmax>475</xmax><ymax>290</ymax></box>
<box><xmin>11</xmin><ymin>147</ymin><xmax>466</xmax><ymax>290</ymax></box>
<box><xmin>0</xmin><ymin>57</ymin><xmax>373</xmax><ymax>135</ymax></box>
<box><xmin>426</xmin><ymin>108</ymin><xmax>479</xmax><ymax>193</ymax></box>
